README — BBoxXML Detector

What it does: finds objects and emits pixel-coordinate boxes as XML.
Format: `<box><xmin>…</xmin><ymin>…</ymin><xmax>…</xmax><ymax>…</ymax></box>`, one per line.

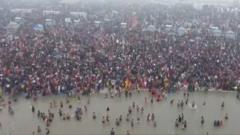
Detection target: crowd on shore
<box><xmin>0</xmin><ymin>2</ymin><xmax>240</xmax><ymax>98</ymax></box>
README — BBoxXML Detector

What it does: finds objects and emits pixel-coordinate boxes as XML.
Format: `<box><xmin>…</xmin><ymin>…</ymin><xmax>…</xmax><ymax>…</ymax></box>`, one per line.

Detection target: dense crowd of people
<box><xmin>0</xmin><ymin>2</ymin><xmax>240</xmax><ymax>98</ymax></box>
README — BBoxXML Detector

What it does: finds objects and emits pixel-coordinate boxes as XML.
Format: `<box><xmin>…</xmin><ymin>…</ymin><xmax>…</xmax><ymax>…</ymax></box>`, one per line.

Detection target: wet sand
<box><xmin>0</xmin><ymin>91</ymin><xmax>239</xmax><ymax>135</ymax></box>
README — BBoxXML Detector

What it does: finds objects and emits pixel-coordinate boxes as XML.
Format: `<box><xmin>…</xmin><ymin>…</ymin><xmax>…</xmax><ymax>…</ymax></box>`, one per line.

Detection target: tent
<box><xmin>94</xmin><ymin>21</ymin><xmax>101</xmax><ymax>27</ymax></box>
<box><xmin>6</xmin><ymin>22</ymin><xmax>20</xmax><ymax>33</ymax></box>
<box><xmin>65</xmin><ymin>18</ymin><xmax>71</xmax><ymax>23</ymax></box>
<box><xmin>120</xmin><ymin>22</ymin><xmax>127</xmax><ymax>28</ymax></box>
<box><xmin>15</xmin><ymin>17</ymin><xmax>24</xmax><ymax>24</ymax></box>
<box><xmin>210</xmin><ymin>26</ymin><xmax>222</xmax><ymax>37</ymax></box>
<box><xmin>33</xmin><ymin>24</ymin><xmax>44</xmax><ymax>31</ymax></box>
<box><xmin>70</xmin><ymin>12</ymin><xmax>87</xmax><ymax>19</ymax></box>
<box><xmin>177</xmin><ymin>27</ymin><xmax>187</xmax><ymax>36</ymax></box>
<box><xmin>11</xmin><ymin>8</ymin><xmax>32</xmax><ymax>14</ymax></box>
<box><xmin>43</xmin><ymin>10</ymin><xmax>60</xmax><ymax>16</ymax></box>
<box><xmin>143</xmin><ymin>25</ymin><xmax>157</xmax><ymax>32</ymax></box>
<box><xmin>165</xmin><ymin>24</ymin><xmax>173</xmax><ymax>31</ymax></box>
<box><xmin>45</xmin><ymin>19</ymin><xmax>55</xmax><ymax>25</ymax></box>
<box><xmin>225</xmin><ymin>30</ymin><xmax>236</xmax><ymax>39</ymax></box>
<box><xmin>73</xmin><ymin>19</ymin><xmax>80</xmax><ymax>25</ymax></box>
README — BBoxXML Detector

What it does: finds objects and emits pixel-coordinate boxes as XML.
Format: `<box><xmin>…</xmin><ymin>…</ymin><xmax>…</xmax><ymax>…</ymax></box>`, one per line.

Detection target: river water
<box><xmin>0</xmin><ymin>91</ymin><xmax>239</xmax><ymax>135</ymax></box>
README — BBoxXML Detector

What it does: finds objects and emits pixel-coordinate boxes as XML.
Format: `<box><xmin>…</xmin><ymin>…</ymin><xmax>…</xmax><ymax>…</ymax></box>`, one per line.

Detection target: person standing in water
<box><xmin>201</xmin><ymin>116</ymin><xmax>205</xmax><ymax>125</ymax></box>
<box><xmin>110</xmin><ymin>128</ymin><xmax>115</xmax><ymax>135</ymax></box>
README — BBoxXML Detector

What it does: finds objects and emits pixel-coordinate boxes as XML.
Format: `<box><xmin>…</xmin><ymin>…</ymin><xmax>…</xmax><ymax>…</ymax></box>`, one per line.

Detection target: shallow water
<box><xmin>0</xmin><ymin>91</ymin><xmax>239</xmax><ymax>135</ymax></box>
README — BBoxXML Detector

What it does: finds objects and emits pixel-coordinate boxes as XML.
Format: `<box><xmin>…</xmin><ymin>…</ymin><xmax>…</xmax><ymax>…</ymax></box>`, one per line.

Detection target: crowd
<box><xmin>0</xmin><ymin>2</ymin><xmax>240</xmax><ymax>98</ymax></box>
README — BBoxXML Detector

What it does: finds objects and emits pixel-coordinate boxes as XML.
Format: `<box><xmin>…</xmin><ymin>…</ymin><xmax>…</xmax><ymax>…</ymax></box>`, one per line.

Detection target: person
<box><xmin>219</xmin><ymin>120</ymin><xmax>223</xmax><ymax>126</ymax></box>
<box><xmin>68</xmin><ymin>104</ymin><xmax>72</xmax><ymax>109</ymax></box>
<box><xmin>119</xmin><ymin>115</ymin><xmax>122</xmax><ymax>122</ymax></box>
<box><xmin>147</xmin><ymin>113</ymin><xmax>150</xmax><ymax>122</ymax></box>
<box><xmin>50</xmin><ymin>102</ymin><xmax>53</xmax><ymax>109</ymax></box>
<box><xmin>77</xmin><ymin>96</ymin><xmax>81</xmax><ymax>101</ymax></box>
<box><xmin>131</xmin><ymin>119</ymin><xmax>134</xmax><ymax>127</ymax></box>
<box><xmin>59</xmin><ymin>109</ymin><xmax>63</xmax><ymax>117</ymax></box>
<box><xmin>221</xmin><ymin>101</ymin><xmax>225</xmax><ymax>108</ymax></box>
<box><xmin>178</xmin><ymin>115</ymin><xmax>182</xmax><ymax>123</ymax></box>
<box><xmin>37</xmin><ymin>110</ymin><xmax>41</xmax><ymax>118</ymax></box>
<box><xmin>107</xmin><ymin>106</ymin><xmax>110</xmax><ymax>112</ymax></box>
<box><xmin>126</xmin><ymin>115</ymin><xmax>130</xmax><ymax>122</ymax></box>
<box><xmin>213</xmin><ymin>120</ymin><xmax>217</xmax><ymax>127</ymax></box>
<box><xmin>66</xmin><ymin>98</ymin><xmax>70</xmax><ymax>104</ymax></box>
<box><xmin>201</xmin><ymin>116</ymin><xmax>205</xmax><ymax>125</ymax></box>
<box><xmin>225</xmin><ymin>113</ymin><xmax>228</xmax><ymax>120</ymax></box>
<box><xmin>125</xmin><ymin>91</ymin><xmax>128</xmax><ymax>98</ymax></box>
<box><xmin>129</xmin><ymin>92</ymin><xmax>132</xmax><ymax>97</ymax></box>
<box><xmin>192</xmin><ymin>101</ymin><xmax>195</xmax><ymax>108</ymax></box>
<box><xmin>151</xmin><ymin>98</ymin><xmax>154</xmax><ymax>104</ymax></box>
<box><xmin>126</xmin><ymin>130</ymin><xmax>130</xmax><ymax>135</ymax></box>
<box><xmin>181</xmin><ymin>113</ymin><xmax>184</xmax><ymax>121</ymax></box>
<box><xmin>185</xmin><ymin>98</ymin><xmax>188</xmax><ymax>105</ymax></box>
<box><xmin>102</xmin><ymin>116</ymin><xmax>105</xmax><ymax>124</ymax></box>
<box><xmin>136</xmin><ymin>105</ymin><xmax>139</xmax><ymax>112</ymax></box>
<box><xmin>93</xmin><ymin>112</ymin><xmax>96</xmax><ymax>120</ymax></box>
<box><xmin>87</xmin><ymin>98</ymin><xmax>90</xmax><ymax>104</ymax></box>
<box><xmin>128</xmin><ymin>106</ymin><xmax>132</xmax><ymax>114</ymax></box>
<box><xmin>180</xmin><ymin>100</ymin><xmax>184</xmax><ymax>108</ymax></box>
<box><xmin>84</xmin><ymin>105</ymin><xmax>87</xmax><ymax>112</ymax></box>
<box><xmin>115</xmin><ymin>118</ymin><xmax>120</xmax><ymax>126</ymax></box>
<box><xmin>110</xmin><ymin>128</ymin><xmax>115</xmax><ymax>135</ymax></box>
<box><xmin>106</xmin><ymin>114</ymin><xmax>110</xmax><ymax>122</ymax></box>
<box><xmin>145</xmin><ymin>97</ymin><xmax>147</xmax><ymax>103</ymax></box>
<box><xmin>46</xmin><ymin>128</ymin><xmax>50</xmax><ymax>135</ymax></box>
<box><xmin>153</xmin><ymin>121</ymin><xmax>157</xmax><ymax>127</ymax></box>
<box><xmin>37</xmin><ymin>125</ymin><xmax>41</xmax><ymax>133</ymax></box>
<box><xmin>8</xmin><ymin>106</ymin><xmax>14</xmax><ymax>115</ymax></box>
<box><xmin>60</xmin><ymin>101</ymin><xmax>63</xmax><ymax>108</ymax></box>
<box><xmin>137</xmin><ymin>117</ymin><xmax>140</xmax><ymax>123</ymax></box>
<box><xmin>175</xmin><ymin>119</ymin><xmax>179</xmax><ymax>128</ymax></box>
<box><xmin>141</xmin><ymin>107</ymin><xmax>144</xmax><ymax>114</ymax></box>
<box><xmin>53</xmin><ymin>100</ymin><xmax>57</xmax><ymax>108</ymax></box>
<box><xmin>32</xmin><ymin>105</ymin><xmax>35</xmax><ymax>113</ymax></box>
<box><xmin>170</xmin><ymin>99</ymin><xmax>174</xmax><ymax>104</ymax></box>
<box><xmin>66</xmin><ymin>114</ymin><xmax>71</xmax><ymax>120</ymax></box>
<box><xmin>183</xmin><ymin>120</ymin><xmax>187</xmax><ymax>129</ymax></box>
<box><xmin>151</xmin><ymin>113</ymin><xmax>155</xmax><ymax>121</ymax></box>
<box><xmin>203</xmin><ymin>101</ymin><xmax>206</xmax><ymax>106</ymax></box>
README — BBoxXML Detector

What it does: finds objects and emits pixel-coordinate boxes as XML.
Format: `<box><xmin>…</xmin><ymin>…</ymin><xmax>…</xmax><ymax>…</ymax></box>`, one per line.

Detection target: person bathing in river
<box><xmin>93</xmin><ymin>112</ymin><xmax>96</xmax><ymax>120</ymax></box>
<box><xmin>221</xmin><ymin>101</ymin><xmax>225</xmax><ymax>108</ymax></box>
<box><xmin>201</xmin><ymin>116</ymin><xmax>205</xmax><ymax>125</ymax></box>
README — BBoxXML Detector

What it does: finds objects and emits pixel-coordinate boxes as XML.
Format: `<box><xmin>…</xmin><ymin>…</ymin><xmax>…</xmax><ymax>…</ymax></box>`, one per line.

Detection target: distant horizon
<box><xmin>1</xmin><ymin>0</ymin><xmax>239</xmax><ymax>7</ymax></box>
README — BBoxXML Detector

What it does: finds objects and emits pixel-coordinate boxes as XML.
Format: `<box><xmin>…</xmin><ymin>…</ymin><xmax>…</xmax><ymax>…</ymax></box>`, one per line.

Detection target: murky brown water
<box><xmin>0</xmin><ymin>91</ymin><xmax>239</xmax><ymax>135</ymax></box>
